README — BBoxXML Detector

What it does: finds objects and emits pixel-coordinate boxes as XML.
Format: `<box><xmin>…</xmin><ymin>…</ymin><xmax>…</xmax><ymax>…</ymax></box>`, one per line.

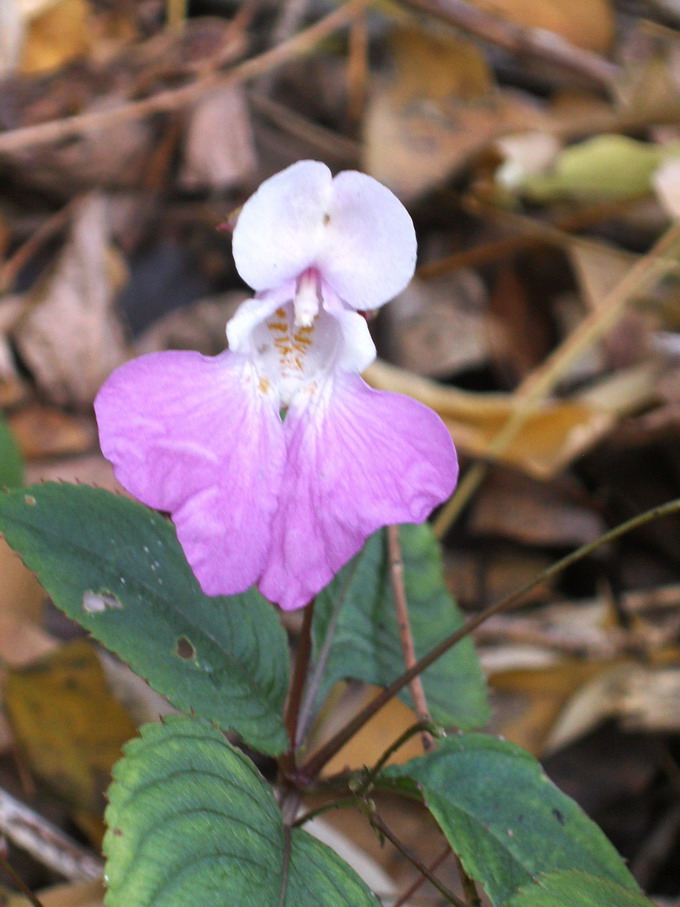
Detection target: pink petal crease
<box><xmin>95</xmin><ymin>160</ymin><xmax>459</xmax><ymax>610</ymax></box>
<box><xmin>259</xmin><ymin>374</ymin><xmax>458</xmax><ymax>610</ymax></box>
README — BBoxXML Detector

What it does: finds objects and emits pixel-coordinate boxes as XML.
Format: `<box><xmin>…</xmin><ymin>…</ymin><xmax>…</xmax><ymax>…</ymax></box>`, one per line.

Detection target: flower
<box><xmin>95</xmin><ymin>161</ymin><xmax>458</xmax><ymax>610</ymax></box>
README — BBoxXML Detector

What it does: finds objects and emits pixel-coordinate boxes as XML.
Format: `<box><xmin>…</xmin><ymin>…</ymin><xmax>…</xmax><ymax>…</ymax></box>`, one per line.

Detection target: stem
<box><xmin>301</xmin><ymin>497</ymin><xmax>680</xmax><ymax>780</ymax></box>
<box><xmin>370</xmin><ymin>812</ymin><xmax>466</xmax><ymax>906</ymax></box>
<box><xmin>392</xmin><ymin>844</ymin><xmax>452</xmax><ymax>907</ymax></box>
<box><xmin>387</xmin><ymin>526</ymin><xmax>434</xmax><ymax>751</ymax></box>
<box><xmin>434</xmin><ymin>218</ymin><xmax>680</xmax><ymax>538</ymax></box>
<box><xmin>284</xmin><ymin>600</ymin><xmax>315</xmax><ymax>760</ymax></box>
<box><xmin>294</xmin><ymin>554</ymin><xmax>364</xmax><ymax>747</ymax></box>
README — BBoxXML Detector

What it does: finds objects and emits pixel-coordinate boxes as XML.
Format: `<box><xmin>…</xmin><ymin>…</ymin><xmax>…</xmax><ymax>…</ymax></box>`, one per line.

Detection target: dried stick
<box><xmin>433</xmin><ymin>218</ymin><xmax>680</xmax><ymax>537</ymax></box>
<box><xmin>370</xmin><ymin>811</ymin><xmax>466</xmax><ymax>906</ymax></box>
<box><xmin>0</xmin><ymin>2</ymin><xmax>356</xmax><ymax>154</ymax></box>
<box><xmin>392</xmin><ymin>843</ymin><xmax>452</xmax><ymax>907</ymax></box>
<box><xmin>401</xmin><ymin>0</ymin><xmax>618</xmax><ymax>89</ymax></box>
<box><xmin>387</xmin><ymin>526</ymin><xmax>434</xmax><ymax>751</ymax></box>
<box><xmin>301</xmin><ymin>497</ymin><xmax>680</xmax><ymax>779</ymax></box>
<box><xmin>0</xmin><ymin>787</ymin><xmax>103</xmax><ymax>881</ymax></box>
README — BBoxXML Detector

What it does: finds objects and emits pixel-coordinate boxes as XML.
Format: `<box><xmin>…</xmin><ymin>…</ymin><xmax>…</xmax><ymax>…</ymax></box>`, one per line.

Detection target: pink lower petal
<box><xmin>259</xmin><ymin>374</ymin><xmax>458</xmax><ymax>610</ymax></box>
<box><xmin>95</xmin><ymin>351</ymin><xmax>285</xmax><ymax>596</ymax></box>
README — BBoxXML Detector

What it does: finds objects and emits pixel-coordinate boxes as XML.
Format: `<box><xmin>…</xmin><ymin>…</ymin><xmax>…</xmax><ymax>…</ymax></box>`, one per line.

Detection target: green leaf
<box><xmin>0</xmin><ymin>415</ymin><xmax>22</xmax><ymax>487</ymax></box>
<box><xmin>509</xmin><ymin>870</ymin><xmax>656</xmax><ymax>907</ymax></box>
<box><xmin>522</xmin><ymin>134</ymin><xmax>678</xmax><ymax>201</ymax></box>
<box><xmin>0</xmin><ymin>483</ymin><xmax>289</xmax><ymax>755</ymax></box>
<box><xmin>105</xmin><ymin>716</ymin><xmax>380</xmax><ymax>906</ymax></box>
<box><xmin>313</xmin><ymin>524</ymin><xmax>489</xmax><ymax>729</ymax></box>
<box><xmin>382</xmin><ymin>734</ymin><xmax>640</xmax><ymax>906</ymax></box>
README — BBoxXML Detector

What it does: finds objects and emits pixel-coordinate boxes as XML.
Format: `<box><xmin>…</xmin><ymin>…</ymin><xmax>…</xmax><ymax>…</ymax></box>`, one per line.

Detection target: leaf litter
<box><xmin>0</xmin><ymin>0</ymin><xmax>679</xmax><ymax>902</ymax></box>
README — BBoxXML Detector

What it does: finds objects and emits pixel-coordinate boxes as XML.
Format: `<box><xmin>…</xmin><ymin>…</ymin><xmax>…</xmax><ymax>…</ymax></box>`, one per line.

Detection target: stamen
<box><xmin>294</xmin><ymin>269</ymin><xmax>320</xmax><ymax>328</ymax></box>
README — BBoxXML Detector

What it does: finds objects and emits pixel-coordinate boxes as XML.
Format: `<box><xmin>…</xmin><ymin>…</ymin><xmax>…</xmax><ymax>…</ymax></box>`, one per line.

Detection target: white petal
<box><xmin>318</xmin><ymin>170</ymin><xmax>417</xmax><ymax>310</ymax></box>
<box><xmin>232</xmin><ymin>160</ymin><xmax>332</xmax><ymax>291</ymax></box>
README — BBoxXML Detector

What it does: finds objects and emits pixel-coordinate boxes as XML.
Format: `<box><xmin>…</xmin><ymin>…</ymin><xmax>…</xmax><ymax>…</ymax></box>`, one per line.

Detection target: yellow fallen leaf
<box><xmin>365</xmin><ymin>359</ymin><xmax>613</xmax><ymax>479</ymax></box>
<box><xmin>20</xmin><ymin>0</ymin><xmax>92</xmax><ymax>74</ymax></box>
<box><xmin>309</xmin><ymin>683</ymin><xmax>424</xmax><ymax>777</ymax></box>
<box><xmin>5</xmin><ymin>639</ymin><xmax>137</xmax><ymax>842</ymax></box>
<box><xmin>471</xmin><ymin>0</ymin><xmax>614</xmax><ymax>53</ymax></box>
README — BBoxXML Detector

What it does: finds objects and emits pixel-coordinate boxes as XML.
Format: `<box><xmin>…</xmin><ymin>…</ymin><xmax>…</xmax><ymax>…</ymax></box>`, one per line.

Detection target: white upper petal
<box><xmin>232</xmin><ymin>161</ymin><xmax>332</xmax><ymax>291</ymax></box>
<box><xmin>317</xmin><ymin>170</ymin><xmax>417</xmax><ymax>310</ymax></box>
<box><xmin>232</xmin><ymin>161</ymin><xmax>417</xmax><ymax>309</ymax></box>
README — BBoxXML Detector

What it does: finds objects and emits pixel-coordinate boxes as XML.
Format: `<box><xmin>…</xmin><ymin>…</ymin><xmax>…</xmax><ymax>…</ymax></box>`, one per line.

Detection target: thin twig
<box><xmin>387</xmin><ymin>526</ymin><xmax>434</xmax><ymax>751</ymax></box>
<box><xmin>0</xmin><ymin>787</ymin><xmax>103</xmax><ymax>881</ymax></box>
<box><xmin>401</xmin><ymin>0</ymin><xmax>619</xmax><ymax>89</ymax></box>
<box><xmin>300</xmin><ymin>497</ymin><xmax>680</xmax><ymax>780</ymax></box>
<box><xmin>393</xmin><ymin>843</ymin><xmax>452</xmax><ymax>907</ymax></box>
<box><xmin>416</xmin><ymin>196</ymin><xmax>648</xmax><ymax>280</ymax></box>
<box><xmin>0</xmin><ymin>851</ymin><xmax>45</xmax><ymax>907</ymax></box>
<box><xmin>433</xmin><ymin>218</ymin><xmax>680</xmax><ymax>537</ymax></box>
<box><xmin>370</xmin><ymin>811</ymin><xmax>466</xmax><ymax>906</ymax></box>
<box><xmin>294</xmin><ymin>549</ymin><xmax>367</xmax><ymax>750</ymax></box>
<box><xmin>0</xmin><ymin>2</ymin><xmax>357</xmax><ymax>155</ymax></box>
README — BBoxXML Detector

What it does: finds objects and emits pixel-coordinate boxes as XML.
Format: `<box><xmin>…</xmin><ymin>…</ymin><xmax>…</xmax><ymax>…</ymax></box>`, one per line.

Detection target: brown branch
<box><xmin>300</xmin><ymin>497</ymin><xmax>680</xmax><ymax>780</ymax></box>
<box><xmin>401</xmin><ymin>0</ymin><xmax>619</xmax><ymax>89</ymax></box>
<box><xmin>0</xmin><ymin>2</ymin><xmax>356</xmax><ymax>155</ymax></box>
<box><xmin>393</xmin><ymin>843</ymin><xmax>452</xmax><ymax>907</ymax></box>
<box><xmin>370</xmin><ymin>811</ymin><xmax>466</xmax><ymax>906</ymax></box>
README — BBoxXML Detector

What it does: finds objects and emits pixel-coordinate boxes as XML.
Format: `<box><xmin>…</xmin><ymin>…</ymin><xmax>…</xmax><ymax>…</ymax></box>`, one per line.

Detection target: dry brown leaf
<box><xmin>365</xmin><ymin>358</ymin><xmax>613</xmax><ymax>479</ymax></box>
<box><xmin>470</xmin><ymin>0</ymin><xmax>614</xmax><ymax>53</ymax></box>
<box><xmin>490</xmin><ymin>659</ymin><xmax>614</xmax><ymax>755</ymax></box>
<box><xmin>546</xmin><ymin>661</ymin><xmax>680</xmax><ymax>753</ymax></box>
<box><xmin>364</xmin><ymin>26</ymin><xmax>545</xmax><ymax>200</ymax></box>
<box><xmin>0</xmin><ymin>536</ymin><xmax>44</xmax><ymax>626</ymax></box>
<box><xmin>13</xmin><ymin>194</ymin><xmax>129</xmax><ymax>408</ymax></box>
<box><xmin>20</xmin><ymin>0</ymin><xmax>92</xmax><ymax>74</ymax></box>
<box><xmin>180</xmin><ymin>86</ymin><xmax>256</xmax><ymax>191</ymax></box>
<box><xmin>386</xmin><ymin>272</ymin><xmax>488</xmax><ymax>378</ymax></box>
<box><xmin>7</xmin><ymin>878</ymin><xmax>105</xmax><ymax>907</ymax></box>
<box><xmin>470</xmin><ymin>467</ymin><xmax>605</xmax><ymax>547</ymax></box>
<box><xmin>8</xmin><ymin>405</ymin><xmax>96</xmax><ymax>459</ymax></box>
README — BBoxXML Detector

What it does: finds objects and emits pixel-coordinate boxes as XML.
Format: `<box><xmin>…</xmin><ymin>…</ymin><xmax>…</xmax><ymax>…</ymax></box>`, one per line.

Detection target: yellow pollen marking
<box><xmin>293</xmin><ymin>332</ymin><xmax>313</xmax><ymax>346</ymax></box>
<box><xmin>258</xmin><ymin>376</ymin><xmax>271</xmax><ymax>394</ymax></box>
<box><xmin>268</xmin><ymin>321</ymin><xmax>288</xmax><ymax>333</ymax></box>
<box><xmin>275</xmin><ymin>307</ymin><xmax>286</xmax><ymax>318</ymax></box>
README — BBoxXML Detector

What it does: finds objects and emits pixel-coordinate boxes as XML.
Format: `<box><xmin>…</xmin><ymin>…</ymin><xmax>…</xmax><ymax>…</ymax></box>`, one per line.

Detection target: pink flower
<box><xmin>95</xmin><ymin>161</ymin><xmax>458</xmax><ymax>610</ymax></box>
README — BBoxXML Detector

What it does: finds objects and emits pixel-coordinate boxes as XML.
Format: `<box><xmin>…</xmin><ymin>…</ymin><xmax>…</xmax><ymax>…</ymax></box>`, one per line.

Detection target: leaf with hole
<box><xmin>0</xmin><ymin>483</ymin><xmax>289</xmax><ymax>755</ymax></box>
<box><xmin>313</xmin><ymin>523</ymin><xmax>489</xmax><ymax>729</ymax></box>
<box><xmin>381</xmin><ymin>734</ymin><xmax>640</xmax><ymax>906</ymax></box>
<box><xmin>104</xmin><ymin>716</ymin><xmax>380</xmax><ymax>906</ymax></box>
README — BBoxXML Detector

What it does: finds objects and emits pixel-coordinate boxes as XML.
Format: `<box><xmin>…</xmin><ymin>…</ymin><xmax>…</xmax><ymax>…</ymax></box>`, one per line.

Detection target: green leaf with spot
<box><xmin>0</xmin><ymin>415</ymin><xmax>22</xmax><ymax>487</ymax></box>
<box><xmin>313</xmin><ymin>524</ymin><xmax>489</xmax><ymax>729</ymax></box>
<box><xmin>104</xmin><ymin>716</ymin><xmax>380</xmax><ymax>906</ymax></box>
<box><xmin>381</xmin><ymin>734</ymin><xmax>640</xmax><ymax>906</ymax></box>
<box><xmin>0</xmin><ymin>484</ymin><xmax>289</xmax><ymax>755</ymax></box>
<box><xmin>509</xmin><ymin>870</ymin><xmax>656</xmax><ymax>907</ymax></box>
